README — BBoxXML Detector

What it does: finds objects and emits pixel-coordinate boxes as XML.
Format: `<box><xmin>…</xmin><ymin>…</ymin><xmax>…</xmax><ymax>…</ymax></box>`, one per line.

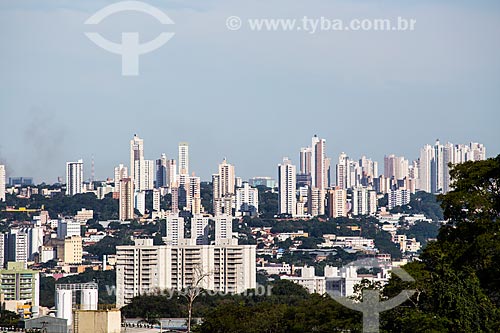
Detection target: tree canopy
<box><xmin>381</xmin><ymin>155</ymin><xmax>500</xmax><ymax>331</ymax></box>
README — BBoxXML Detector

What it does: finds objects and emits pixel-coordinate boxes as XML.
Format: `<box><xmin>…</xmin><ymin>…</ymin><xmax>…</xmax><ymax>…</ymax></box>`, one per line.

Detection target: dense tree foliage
<box><xmin>121</xmin><ymin>280</ymin><xmax>361</xmax><ymax>332</ymax></box>
<box><xmin>0</xmin><ymin>310</ymin><xmax>19</xmax><ymax>327</ymax></box>
<box><xmin>436</xmin><ymin>155</ymin><xmax>500</xmax><ymax>306</ymax></box>
<box><xmin>257</xmin><ymin>186</ymin><xmax>279</xmax><ymax>218</ymax></box>
<box><xmin>86</xmin><ymin>219</ymin><xmax>165</xmax><ymax>256</ymax></box>
<box><xmin>401</xmin><ymin>220</ymin><xmax>440</xmax><ymax>246</ymax></box>
<box><xmin>390</xmin><ymin>191</ymin><xmax>444</xmax><ymax>221</ymax></box>
<box><xmin>196</xmin><ymin>295</ymin><xmax>361</xmax><ymax>333</ymax></box>
<box><xmin>200</xmin><ymin>182</ymin><xmax>213</xmax><ymax>214</ymax></box>
<box><xmin>380</xmin><ymin>155</ymin><xmax>500</xmax><ymax>331</ymax></box>
<box><xmin>86</xmin><ymin>234</ymin><xmax>134</xmax><ymax>257</ymax></box>
<box><xmin>0</xmin><ymin>192</ymin><xmax>118</xmax><ymax>221</ymax></box>
<box><xmin>257</xmin><ymin>216</ymin><xmax>402</xmax><ymax>259</ymax></box>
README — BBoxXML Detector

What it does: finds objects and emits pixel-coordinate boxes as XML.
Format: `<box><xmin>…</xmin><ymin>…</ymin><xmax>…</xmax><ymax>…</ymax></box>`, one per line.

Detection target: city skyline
<box><xmin>0</xmin><ymin>1</ymin><xmax>498</xmax><ymax>331</ymax></box>
<box><xmin>0</xmin><ymin>134</ymin><xmax>494</xmax><ymax>184</ymax></box>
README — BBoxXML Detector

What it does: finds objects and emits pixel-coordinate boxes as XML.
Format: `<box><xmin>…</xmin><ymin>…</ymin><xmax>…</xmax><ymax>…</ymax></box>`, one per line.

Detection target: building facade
<box><xmin>0</xmin><ymin>164</ymin><xmax>5</xmax><ymax>202</ymax></box>
<box><xmin>278</xmin><ymin>158</ymin><xmax>297</xmax><ymax>216</ymax></box>
<box><xmin>66</xmin><ymin>160</ymin><xmax>83</xmax><ymax>196</ymax></box>
<box><xmin>129</xmin><ymin>134</ymin><xmax>144</xmax><ymax>185</ymax></box>
<box><xmin>178</xmin><ymin>142</ymin><xmax>189</xmax><ymax>175</ymax></box>
<box><xmin>116</xmin><ymin>239</ymin><xmax>256</xmax><ymax>307</ymax></box>
<box><xmin>0</xmin><ymin>262</ymin><xmax>40</xmax><ymax>318</ymax></box>
<box><xmin>235</xmin><ymin>182</ymin><xmax>259</xmax><ymax>216</ymax></box>
<box><xmin>119</xmin><ymin>178</ymin><xmax>134</xmax><ymax>221</ymax></box>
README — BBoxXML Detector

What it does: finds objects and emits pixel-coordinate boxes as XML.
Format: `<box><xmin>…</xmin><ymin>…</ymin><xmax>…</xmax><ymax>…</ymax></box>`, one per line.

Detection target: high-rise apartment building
<box><xmin>278</xmin><ymin>157</ymin><xmax>297</xmax><ymax>216</ymax></box>
<box><xmin>300</xmin><ymin>136</ymin><xmax>328</xmax><ymax>190</ymax></box>
<box><xmin>308</xmin><ymin>187</ymin><xmax>325</xmax><ymax>217</ymax></box>
<box><xmin>57</xmin><ymin>220</ymin><xmax>81</xmax><ymax>239</ymax></box>
<box><xmin>116</xmin><ymin>239</ymin><xmax>168</xmax><ymax>307</ymax></box>
<box><xmin>167</xmin><ymin>159</ymin><xmax>177</xmax><ymax>187</ymax></box>
<box><xmin>408</xmin><ymin>161</ymin><xmax>419</xmax><ymax>180</ymax></box>
<box><xmin>432</xmin><ymin>140</ymin><xmax>444</xmax><ymax>193</ymax></box>
<box><xmin>177</xmin><ymin>173</ymin><xmax>190</xmax><ymax>210</ymax></box>
<box><xmin>6</xmin><ymin>229</ymin><xmax>28</xmax><ymax>263</ymax></box>
<box><xmin>56</xmin><ymin>236</ymin><xmax>83</xmax><ymax>264</ymax></box>
<box><xmin>359</xmin><ymin>156</ymin><xmax>378</xmax><ymax>180</ymax></box>
<box><xmin>325</xmin><ymin>157</ymin><xmax>332</xmax><ymax>188</ymax></box>
<box><xmin>416</xmin><ymin>141</ymin><xmax>486</xmax><ymax>194</ymax></box>
<box><xmin>134</xmin><ymin>159</ymin><xmax>154</xmax><ymax>191</ymax></box>
<box><xmin>116</xmin><ymin>239</ymin><xmax>256</xmax><ymax>307</ymax></box>
<box><xmin>165</xmin><ymin>214</ymin><xmax>185</xmax><ymax>245</ymax></box>
<box><xmin>134</xmin><ymin>191</ymin><xmax>146</xmax><ymax>215</ymax></box>
<box><xmin>346</xmin><ymin>159</ymin><xmax>364</xmax><ymax>189</ymax></box>
<box><xmin>191</xmin><ymin>214</ymin><xmax>209</xmax><ymax>245</ymax></box>
<box><xmin>0</xmin><ymin>234</ymin><xmax>5</xmax><ymax>268</ymax></box>
<box><xmin>0</xmin><ymin>262</ymin><xmax>40</xmax><ymax>317</ymax></box>
<box><xmin>4</xmin><ymin>228</ymin><xmax>42</xmax><ymax>263</ymax></box>
<box><xmin>114</xmin><ymin>164</ymin><xmax>128</xmax><ymax>193</ymax></box>
<box><xmin>212</xmin><ymin>175</ymin><xmax>221</xmax><ymax>215</ymax></box>
<box><xmin>178</xmin><ymin>142</ymin><xmax>189</xmax><ymax>175</ymax></box>
<box><xmin>215</xmin><ymin>214</ymin><xmax>233</xmax><ymax>243</ymax></box>
<box><xmin>442</xmin><ymin>142</ymin><xmax>454</xmax><ymax>193</ymax></box>
<box><xmin>156</xmin><ymin>154</ymin><xmax>167</xmax><ymax>188</ymax></box>
<box><xmin>130</xmin><ymin>135</ymin><xmax>144</xmax><ymax>183</ymax></box>
<box><xmin>119</xmin><ymin>178</ymin><xmax>134</xmax><ymax>221</ymax></box>
<box><xmin>310</xmin><ymin>136</ymin><xmax>320</xmax><ymax>187</ymax></box>
<box><xmin>66</xmin><ymin>160</ymin><xmax>83</xmax><ymax>196</ymax></box>
<box><xmin>0</xmin><ymin>164</ymin><xmax>5</xmax><ymax>202</ymax></box>
<box><xmin>469</xmin><ymin>142</ymin><xmax>486</xmax><ymax>161</ymax></box>
<box><xmin>327</xmin><ymin>187</ymin><xmax>348</xmax><ymax>218</ymax></box>
<box><xmin>152</xmin><ymin>188</ymin><xmax>161</xmax><ymax>212</ymax></box>
<box><xmin>453</xmin><ymin>144</ymin><xmax>469</xmax><ymax>164</ymax></box>
<box><xmin>299</xmin><ymin>147</ymin><xmax>312</xmax><ymax>176</ymax></box>
<box><xmin>418</xmin><ymin>145</ymin><xmax>433</xmax><ymax>193</ymax></box>
<box><xmin>235</xmin><ymin>182</ymin><xmax>259</xmax><ymax>216</ymax></box>
<box><xmin>190</xmin><ymin>176</ymin><xmax>202</xmax><ymax>214</ymax></box>
<box><xmin>336</xmin><ymin>153</ymin><xmax>349</xmax><ymax>190</ymax></box>
<box><xmin>312</xmin><ymin>137</ymin><xmax>327</xmax><ymax>190</ymax></box>
<box><xmin>212</xmin><ymin>159</ymin><xmax>236</xmax><ymax>216</ymax></box>
<box><xmin>388</xmin><ymin>189</ymin><xmax>410</xmax><ymax>209</ymax></box>
<box><xmin>384</xmin><ymin>155</ymin><xmax>409</xmax><ymax>180</ymax></box>
<box><xmin>217</xmin><ymin>159</ymin><xmax>235</xmax><ymax>197</ymax></box>
<box><xmin>170</xmin><ymin>185</ymin><xmax>179</xmax><ymax>214</ymax></box>
<box><xmin>351</xmin><ymin>187</ymin><xmax>377</xmax><ymax>216</ymax></box>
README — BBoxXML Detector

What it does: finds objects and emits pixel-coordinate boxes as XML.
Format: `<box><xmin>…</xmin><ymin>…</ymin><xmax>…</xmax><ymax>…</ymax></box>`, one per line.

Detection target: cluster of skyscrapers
<box><xmin>63</xmin><ymin>134</ymin><xmax>261</xmax><ymax>222</ymax></box>
<box><xmin>99</xmin><ymin>136</ymin><xmax>257</xmax><ymax>307</ymax></box>
<box><xmin>278</xmin><ymin>136</ymin><xmax>486</xmax><ymax>218</ymax></box>
<box><xmin>418</xmin><ymin>141</ymin><xmax>486</xmax><ymax>193</ymax></box>
<box><xmin>3</xmin><ymin>135</ymin><xmax>489</xmax><ymax>222</ymax></box>
<box><xmin>116</xmin><ymin>218</ymin><xmax>256</xmax><ymax>307</ymax></box>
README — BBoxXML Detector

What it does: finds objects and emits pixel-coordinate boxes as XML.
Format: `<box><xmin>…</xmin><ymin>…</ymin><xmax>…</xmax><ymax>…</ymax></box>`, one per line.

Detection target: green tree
<box><xmin>39</xmin><ymin>269</ymin><xmax>117</xmax><ymax>307</ymax></box>
<box><xmin>86</xmin><ymin>234</ymin><xmax>133</xmax><ymax>257</ymax></box>
<box><xmin>381</xmin><ymin>155</ymin><xmax>500</xmax><ymax>332</ymax></box>
<box><xmin>390</xmin><ymin>191</ymin><xmax>444</xmax><ymax>221</ymax></box>
<box><xmin>0</xmin><ymin>310</ymin><xmax>19</xmax><ymax>327</ymax></box>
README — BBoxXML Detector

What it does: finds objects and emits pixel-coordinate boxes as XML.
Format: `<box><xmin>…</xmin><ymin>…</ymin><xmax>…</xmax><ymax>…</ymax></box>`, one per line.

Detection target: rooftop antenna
<box><xmin>91</xmin><ymin>155</ymin><xmax>95</xmax><ymax>183</ymax></box>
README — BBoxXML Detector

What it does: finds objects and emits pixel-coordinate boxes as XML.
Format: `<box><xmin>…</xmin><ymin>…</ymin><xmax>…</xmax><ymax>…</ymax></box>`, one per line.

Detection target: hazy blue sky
<box><xmin>1</xmin><ymin>0</ymin><xmax>499</xmax><ymax>183</ymax></box>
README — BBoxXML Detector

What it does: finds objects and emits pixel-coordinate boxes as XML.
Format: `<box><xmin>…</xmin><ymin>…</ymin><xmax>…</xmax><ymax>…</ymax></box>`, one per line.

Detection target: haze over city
<box><xmin>1</xmin><ymin>0</ymin><xmax>499</xmax><ymax>183</ymax></box>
